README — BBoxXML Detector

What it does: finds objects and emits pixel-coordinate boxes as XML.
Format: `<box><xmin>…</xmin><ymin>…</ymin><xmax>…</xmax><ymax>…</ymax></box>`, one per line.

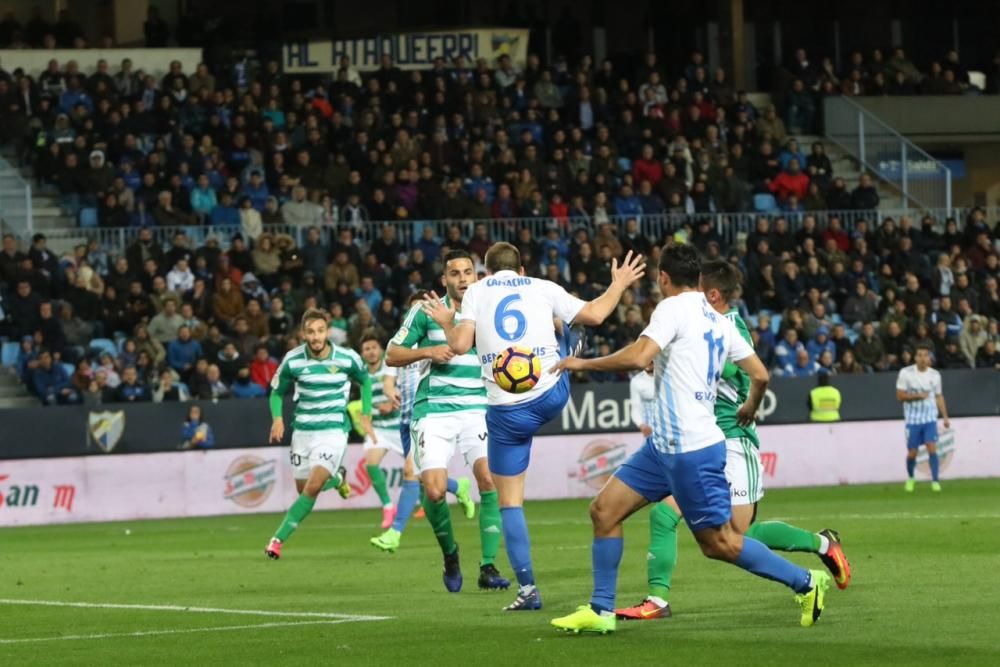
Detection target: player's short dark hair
<box><xmin>444</xmin><ymin>249</ymin><xmax>473</xmax><ymax>266</ymax></box>
<box><xmin>658</xmin><ymin>244</ymin><xmax>701</xmax><ymax>288</ymax></box>
<box><xmin>406</xmin><ymin>290</ymin><xmax>429</xmax><ymax>307</ymax></box>
<box><xmin>360</xmin><ymin>330</ymin><xmax>383</xmax><ymax>348</ymax></box>
<box><xmin>485</xmin><ymin>242</ymin><xmax>521</xmax><ymax>274</ymax></box>
<box><xmin>300</xmin><ymin>307</ymin><xmax>329</xmax><ymax>328</ymax></box>
<box><xmin>701</xmin><ymin>259</ymin><xmax>742</xmax><ymax>300</ymax></box>
<box><xmin>915</xmin><ymin>342</ymin><xmax>934</xmax><ymax>354</ymax></box>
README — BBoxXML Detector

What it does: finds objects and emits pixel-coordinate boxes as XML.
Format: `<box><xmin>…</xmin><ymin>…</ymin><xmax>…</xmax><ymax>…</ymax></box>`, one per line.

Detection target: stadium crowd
<box><xmin>2</xmin><ymin>41</ymin><xmax>1000</xmax><ymax>406</ymax></box>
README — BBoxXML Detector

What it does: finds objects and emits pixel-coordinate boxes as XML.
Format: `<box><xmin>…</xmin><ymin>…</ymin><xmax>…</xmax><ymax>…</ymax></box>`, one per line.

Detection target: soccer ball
<box><xmin>492</xmin><ymin>346</ymin><xmax>542</xmax><ymax>394</ymax></box>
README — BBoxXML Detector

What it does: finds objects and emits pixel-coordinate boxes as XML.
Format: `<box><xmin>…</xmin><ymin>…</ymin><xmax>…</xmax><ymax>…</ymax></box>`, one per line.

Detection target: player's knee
<box><xmin>697</xmin><ymin>530</ymin><xmax>740</xmax><ymax>562</ymax></box>
<box><xmin>475</xmin><ymin>471</ymin><xmax>495</xmax><ymax>493</ymax></box>
<box><xmin>423</xmin><ymin>484</ymin><xmax>447</xmax><ymax>503</ymax></box>
<box><xmin>926</xmin><ymin>443</ymin><xmax>937</xmax><ymax>454</ymax></box>
<box><xmin>589</xmin><ymin>498</ymin><xmax>614</xmax><ymax>533</ymax></box>
<box><xmin>302</xmin><ymin>480</ymin><xmax>323</xmax><ymax>498</ymax></box>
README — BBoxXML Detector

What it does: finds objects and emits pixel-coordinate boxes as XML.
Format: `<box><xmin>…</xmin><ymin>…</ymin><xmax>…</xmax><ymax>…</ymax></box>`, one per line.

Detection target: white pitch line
<box><xmin>0</xmin><ymin>599</ymin><xmax>392</xmax><ymax>621</ymax></box>
<box><xmin>0</xmin><ymin>619</ymin><xmax>362</xmax><ymax>645</ymax></box>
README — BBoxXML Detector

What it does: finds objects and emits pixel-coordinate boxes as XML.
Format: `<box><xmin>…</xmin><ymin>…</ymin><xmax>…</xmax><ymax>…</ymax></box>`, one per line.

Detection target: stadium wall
<box><xmin>0</xmin><ymin>418</ymin><xmax>995</xmax><ymax>527</ymax></box>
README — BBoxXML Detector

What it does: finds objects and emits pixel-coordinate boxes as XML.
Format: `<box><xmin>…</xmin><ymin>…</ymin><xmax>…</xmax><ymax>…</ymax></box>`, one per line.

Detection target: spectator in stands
<box><xmin>975</xmin><ymin>339</ymin><xmax>1000</xmax><ymax>369</ymax></box>
<box><xmin>112</xmin><ymin>365</ymin><xmax>149</xmax><ymax>403</ymax></box>
<box><xmin>783</xmin><ymin>348</ymin><xmax>820</xmax><ymax>378</ymax></box>
<box><xmin>960</xmin><ymin>314</ymin><xmax>988</xmax><ymax>367</ymax></box>
<box><xmin>166</xmin><ymin>325</ymin><xmax>202</xmax><ymax>380</ymax></box>
<box><xmin>154</xmin><ymin>368</ymin><xmax>188</xmax><ymax>402</ymax></box>
<box><xmin>148</xmin><ymin>297</ymin><xmax>183</xmax><ymax>343</ymax></box>
<box><xmin>851</xmin><ymin>173</ymin><xmax>880</xmax><ymax>210</ymax></box>
<box><xmin>33</xmin><ymin>350</ymin><xmax>78</xmax><ymax>405</ymax></box>
<box><xmin>231</xmin><ymin>367</ymin><xmax>266</xmax><ymax>399</ymax></box>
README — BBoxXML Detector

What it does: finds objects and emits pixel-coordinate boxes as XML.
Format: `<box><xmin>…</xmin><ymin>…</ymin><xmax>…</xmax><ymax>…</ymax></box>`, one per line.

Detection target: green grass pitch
<box><xmin>3</xmin><ymin>479</ymin><xmax>999</xmax><ymax>666</ymax></box>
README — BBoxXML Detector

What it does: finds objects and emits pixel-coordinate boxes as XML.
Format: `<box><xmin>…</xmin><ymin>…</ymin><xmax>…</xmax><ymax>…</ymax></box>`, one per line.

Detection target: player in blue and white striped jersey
<box><xmin>896</xmin><ymin>343</ymin><xmax>950</xmax><ymax>493</ymax></box>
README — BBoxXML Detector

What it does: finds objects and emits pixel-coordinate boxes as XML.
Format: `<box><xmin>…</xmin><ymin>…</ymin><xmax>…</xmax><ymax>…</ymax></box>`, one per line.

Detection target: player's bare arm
<box><xmin>896</xmin><ymin>389</ymin><xmax>929</xmax><ymax>402</ymax></box>
<box><xmin>385</xmin><ymin>341</ymin><xmax>455</xmax><ymax>367</ymax></box>
<box><xmin>735</xmin><ymin>353</ymin><xmax>769</xmax><ymax>426</ymax></box>
<box><xmin>937</xmin><ymin>394</ymin><xmax>951</xmax><ymax>429</ymax></box>
<box><xmin>573</xmin><ymin>251</ymin><xmax>646</xmax><ymax>326</ymax></box>
<box><xmin>555</xmin><ymin>335</ymin><xmax>661</xmax><ymax>374</ymax></box>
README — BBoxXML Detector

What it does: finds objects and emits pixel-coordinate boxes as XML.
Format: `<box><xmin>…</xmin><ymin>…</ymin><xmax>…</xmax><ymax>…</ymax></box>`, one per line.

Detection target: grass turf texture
<box><xmin>3</xmin><ymin>479</ymin><xmax>998</xmax><ymax>666</ymax></box>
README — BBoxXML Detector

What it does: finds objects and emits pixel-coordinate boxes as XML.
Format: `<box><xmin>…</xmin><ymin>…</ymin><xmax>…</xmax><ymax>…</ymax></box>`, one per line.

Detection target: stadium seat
<box><xmin>1</xmin><ymin>341</ymin><xmax>19</xmax><ymax>367</ymax></box>
<box><xmin>88</xmin><ymin>338</ymin><xmax>118</xmax><ymax>358</ymax></box>
<box><xmin>831</xmin><ymin>313</ymin><xmax>843</xmax><ymax>324</ymax></box>
<box><xmin>617</xmin><ymin>157</ymin><xmax>632</xmax><ymax>173</ymax></box>
<box><xmin>770</xmin><ymin>314</ymin><xmax>782</xmax><ymax>334</ymax></box>
<box><xmin>79</xmin><ymin>207</ymin><xmax>98</xmax><ymax>228</ymax></box>
<box><xmin>753</xmin><ymin>193</ymin><xmax>779</xmax><ymax>213</ymax></box>
<box><xmin>61</xmin><ymin>362</ymin><xmax>74</xmax><ymax>377</ymax></box>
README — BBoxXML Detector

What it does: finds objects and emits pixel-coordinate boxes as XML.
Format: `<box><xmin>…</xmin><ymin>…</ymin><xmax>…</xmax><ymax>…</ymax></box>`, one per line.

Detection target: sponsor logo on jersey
<box><xmin>223</xmin><ymin>456</ymin><xmax>278</xmax><ymax>507</ymax></box>
<box><xmin>571</xmin><ymin>439</ymin><xmax>629</xmax><ymax>490</ymax></box>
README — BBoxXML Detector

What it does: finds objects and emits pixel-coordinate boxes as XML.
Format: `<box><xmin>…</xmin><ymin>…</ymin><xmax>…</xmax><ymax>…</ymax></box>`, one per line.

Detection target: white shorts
<box><xmin>290</xmin><ymin>429</ymin><xmax>349</xmax><ymax>480</ymax></box>
<box><xmin>363</xmin><ymin>426</ymin><xmax>404</xmax><ymax>457</ymax></box>
<box><xmin>724</xmin><ymin>436</ymin><xmax>764</xmax><ymax>506</ymax></box>
<box><xmin>411</xmin><ymin>411</ymin><xmax>488</xmax><ymax>474</ymax></box>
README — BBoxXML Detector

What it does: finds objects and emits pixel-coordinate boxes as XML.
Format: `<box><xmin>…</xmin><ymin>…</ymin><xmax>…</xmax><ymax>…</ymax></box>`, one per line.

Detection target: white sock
<box><xmin>519</xmin><ymin>584</ymin><xmax>536</xmax><ymax>596</ymax></box>
<box><xmin>647</xmin><ymin>595</ymin><xmax>668</xmax><ymax>607</ymax></box>
<box><xmin>817</xmin><ymin>534</ymin><xmax>830</xmax><ymax>554</ymax></box>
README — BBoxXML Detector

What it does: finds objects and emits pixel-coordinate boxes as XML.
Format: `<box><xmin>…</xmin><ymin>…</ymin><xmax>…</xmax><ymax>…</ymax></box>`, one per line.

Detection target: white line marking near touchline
<box><xmin>0</xmin><ymin>619</ymin><xmax>360</xmax><ymax>645</ymax></box>
<box><xmin>0</xmin><ymin>599</ymin><xmax>392</xmax><ymax>621</ymax></box>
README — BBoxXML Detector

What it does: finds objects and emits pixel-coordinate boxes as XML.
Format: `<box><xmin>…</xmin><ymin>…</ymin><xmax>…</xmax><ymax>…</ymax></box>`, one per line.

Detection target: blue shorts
<box><xmin>400</xmin><ymin>422</ymin><xmax>411</xmax><ymax>457</ymax></box>
<box><xmin>614</xmin><ymin>439</ymin><xmax>674</xmax><ymax>503</ymax></box>
<box><xmin>486</xmin><ymin>373</ymin><xmax>570</xmax><ymax>476</ymax></box>
<box><xmin>664</xmin><ymin>442</ymin><xmax>732</xmax><ymax>532</ymax></box>
<box><xmin>906</xmin><ymin>421</ymin><xmax>938</xmax><ymax>449</ymax></box>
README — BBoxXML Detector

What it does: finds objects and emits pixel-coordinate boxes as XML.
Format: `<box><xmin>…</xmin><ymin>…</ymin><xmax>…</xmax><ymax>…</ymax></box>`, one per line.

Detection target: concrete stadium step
<box><xmin>0</xmin><ymin>384</ymin><xmax>29</xmax><ymax>398</ymax></box>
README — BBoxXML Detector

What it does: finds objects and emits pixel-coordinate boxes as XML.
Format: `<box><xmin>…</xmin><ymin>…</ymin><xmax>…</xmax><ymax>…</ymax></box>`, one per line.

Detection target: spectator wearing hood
<box><xmin>806</xmin><ymin>326</ymin><xmax>837</xmax><ymax>361</ymax></box>
<box><xmin>959</xmin><ymin>314</ymin><xmax>988</xmax><ymax>367</ymax></box>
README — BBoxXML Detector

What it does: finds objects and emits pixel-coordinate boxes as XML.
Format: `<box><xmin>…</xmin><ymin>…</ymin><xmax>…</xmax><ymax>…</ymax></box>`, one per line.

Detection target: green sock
<box><xmin>745</xmin><ymin>521</ymin><xmax>821</xmax><ymax>552</ymax></box>
<box><xmin>478</xmin><ymin>490</ymin><xmax>501</xmax><ymax>566</ymax></box>
<box><xmin>273</xmin><ymin>493</ymin><xmax>317</xmax><ymax>542</ymax></box>
<box><xmin>366</xmin><ymin>464</ymin><xmax>391</xmax><ymax>506</ymax></box>
<box><xmin>647</xmin><ymin>502</ymin><xmax>680</xmax><ymax>599</ymax></box>
<box><xmin>421</xmin><ymin>495</ymin><xmax>457</xmax><ymax>556</ymax></box>
<box><xmin>319</xmin><ymin>469</ymin><xmax>343</xmax><ymax>493</ymax></box>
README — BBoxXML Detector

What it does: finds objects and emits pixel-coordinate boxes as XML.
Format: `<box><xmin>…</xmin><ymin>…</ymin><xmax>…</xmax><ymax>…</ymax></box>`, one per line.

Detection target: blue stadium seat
<box><xmin>831</xmin><ymin>313</ymin><xmax>843</xmax><ymax>325</ymax></box>
<box><xmin>617</xmin><ymin>157</ymin><xmax>632</xmax><ymax>173</ymax></box>
<box><xmin>79</xmin><ymin>206</ymin><xmax>98</xmax><ymax>228</ymax></box>
<box><xmin>88</xmin><ymin>338</ymin><xmax>118</xmax><ymax>358</ymax></box>
<box><xmin>61</xmin><ymin>362</ymin><xmax>74</xmax><ymax>377</ymax></box>
<box><xmin>753</xmin><ymin>193</ymin><xmax>778</xmax><ymax>213</ymax></box>
<box><xmin>1</xmin><ymin>341</ymin><xmax>19</xmax><ymax>367</ymax></box>
<box><xmin>770</xmin><ymin>314</ymin><xmax>782</xmax><ymax>334</ymax></box>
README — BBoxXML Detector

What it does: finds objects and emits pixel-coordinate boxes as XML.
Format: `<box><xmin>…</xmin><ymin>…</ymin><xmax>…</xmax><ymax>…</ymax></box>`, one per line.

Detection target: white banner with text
<box><xmin>1</xmin><ymin>417</ymin><xmax>996</xmax><ymax>527</ymax></box>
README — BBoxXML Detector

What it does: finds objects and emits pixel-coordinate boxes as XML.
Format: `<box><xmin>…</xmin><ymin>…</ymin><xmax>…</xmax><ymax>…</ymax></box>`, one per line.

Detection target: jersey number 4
<box><xmin>494</xmin><ymin>294</ymin><xmax>527</xmax><ymax>342</ymax></box>
<box><xmin>704</xmin><ymin>331</ymin><xmax>725</xmax><ymax>384</ymax></box>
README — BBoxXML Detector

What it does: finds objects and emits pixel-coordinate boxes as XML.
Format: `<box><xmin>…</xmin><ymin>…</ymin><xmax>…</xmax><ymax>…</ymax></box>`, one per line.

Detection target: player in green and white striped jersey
<box><xmin>359</xmin><ymin>333</ymin><xmax>414</xmax><ymax>530</ymax></box>
<box><xmin>384</xmin><ymin>250</ymin><xmax>510</xmax><ymax>593</ymax></box>
<box><xmin>263</xmin><ymin>308</ymin><xmax>374</xmax><ymax>561</ymax></box>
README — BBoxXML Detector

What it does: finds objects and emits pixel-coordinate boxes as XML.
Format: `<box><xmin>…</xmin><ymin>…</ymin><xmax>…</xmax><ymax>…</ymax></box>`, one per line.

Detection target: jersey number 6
<box><xmin>494</xmin><ymin>294</ymin><xmax>527</xmax><ymax>342</ymax></box>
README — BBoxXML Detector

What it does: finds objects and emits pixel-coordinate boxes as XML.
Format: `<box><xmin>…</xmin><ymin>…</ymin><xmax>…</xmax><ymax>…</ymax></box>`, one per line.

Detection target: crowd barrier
<box><xmin>1</xmin><ymin>417</ymin><xmax>994</xmax><ymax>527</ymax></box>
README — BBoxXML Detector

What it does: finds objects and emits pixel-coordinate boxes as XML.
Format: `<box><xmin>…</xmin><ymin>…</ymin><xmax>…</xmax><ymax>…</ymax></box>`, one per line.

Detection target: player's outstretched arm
<box><xmin>735</xmin><ymin>353</ymin><xmax>769</xmax><ymax>426</ymax></box>
<box><xmin>554</xmin><ymin>335</ymin><xmax>660</xmax><ymax>374</ymax></box>
<box><xmin>573</xmin><ymin>251</ymin><xmax>646</xmax><ymax>326</ymax></box>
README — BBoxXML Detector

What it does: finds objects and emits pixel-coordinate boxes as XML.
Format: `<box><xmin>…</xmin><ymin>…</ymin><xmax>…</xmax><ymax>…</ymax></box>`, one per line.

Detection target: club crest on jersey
<box><xmin>88</xmin><ymin>410</ymin><xmax>126</xmax><ymax>453</ymax></box>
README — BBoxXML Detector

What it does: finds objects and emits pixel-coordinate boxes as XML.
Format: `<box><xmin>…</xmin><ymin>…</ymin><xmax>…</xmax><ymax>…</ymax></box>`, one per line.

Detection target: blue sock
<box><xmin>735</xmin><ymin>537</ymin><xmax>812</xmax><ymax>593</ymax></box>
<box><xmin>391</xmin><ymin>480</ymin><xmax>421</xmax><ymax>532</ymax></box>
<box><xmin>928</xmin><ymin>453</ymin><xmax>940</xmax><ymax>481</ymax></box>
<box><xmin>906</xmin><ymin>457</ymin><xmax>916</xmax><ymax>478</ymax></box>
<box><xmin>500</xmin><ymin>507</ymin><xmax>534</xmax><ymax>587</ymax></box>
<box><xmin>447</xmin><ymin>478</ymin><xmax>458</xmax><ymax>494</ymax></box>
<box><xmin>589</xmin><ymin>537</ymin><xmax>623</xmax><ymax>614</ymax></box>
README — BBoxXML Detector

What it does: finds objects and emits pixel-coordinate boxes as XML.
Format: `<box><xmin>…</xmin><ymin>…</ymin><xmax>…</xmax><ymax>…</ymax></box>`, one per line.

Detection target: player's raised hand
<box><xmin>610</xmin><ymin>250</ymin><xmax>646</xmax><ymax>289</ymax></box>
<box><xmin>421</xmin><ymin>291</ymin><xmax>456</xmax><ymax>327</ymax></box>
<box><xmin>269</xmin><ymin>418</ymin><xmax>285</xmax><ymax>443</ymax></box>
<box><xmin>429</xmin><ymin>345</ymin><xmax>456</xmax><ymax>364</ymax></box>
